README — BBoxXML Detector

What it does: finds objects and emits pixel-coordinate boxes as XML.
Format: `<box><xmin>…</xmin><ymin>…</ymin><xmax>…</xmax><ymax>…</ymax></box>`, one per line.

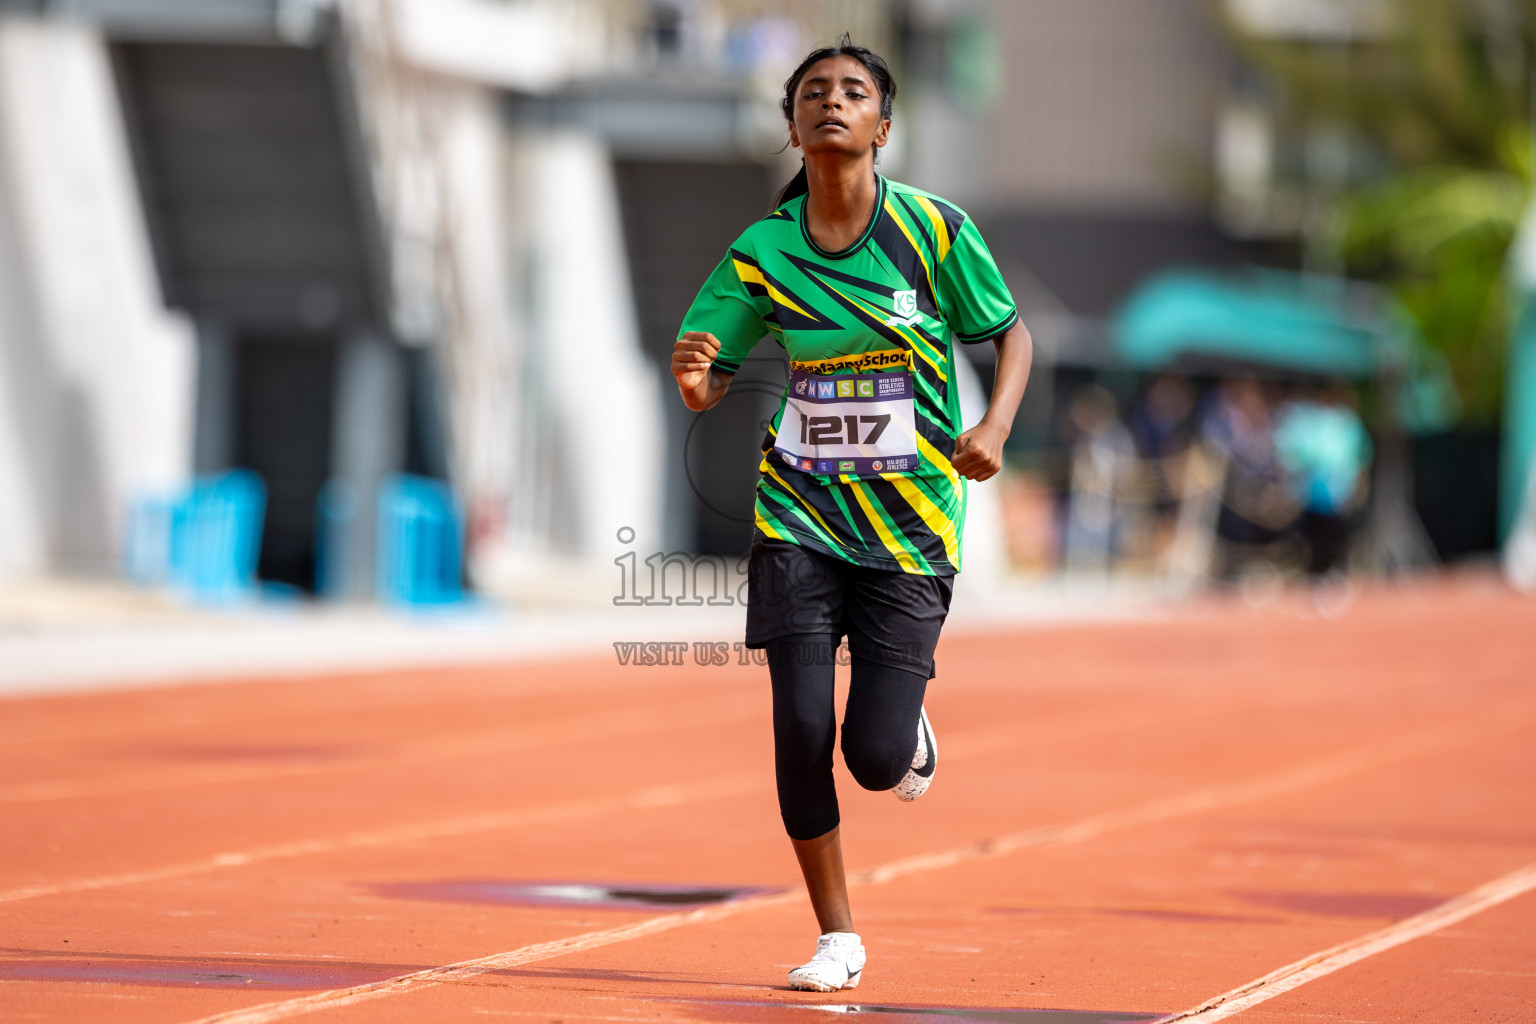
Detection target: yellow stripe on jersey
<box><xmin>849</xmin><ymin>480</ymin><xmax>922</xmax><ymax>574</ymax></box>
<box><xmin>755</xmin><ymin>505</ymin><xmax>789</xmax><ymax>541</ymax></box>
<box><xmin>884</xmin><ymin>199</ymin><xmax>935</xmax><ymax>298</ymax></box>
<box><xmin>888</xmin><ymin>322</ymin><xmax>948</xmax><ymax>382</ymax></box>
<box><xmin>913</xmin><ymin>196</ymin><xmax>952</xmax><ymax>263</ymax></box>
<box><xmin>733</xmin><ymin>259</ymin><xmax>817</xmax><ymax>321</ymax></box>
<box><xmin>764</xmin><ymin>464</ymin><xmax>843</xmax><ymax>542</ymax></box>
<box><xmin>881</xmin><ymin>472</ymin><xmax>960</xmax><ymax>568</ymax></box>
<box><xmin>916</xmin><ymin>432</ymin><xmax>960</xmax><ymax>493</ymax></box>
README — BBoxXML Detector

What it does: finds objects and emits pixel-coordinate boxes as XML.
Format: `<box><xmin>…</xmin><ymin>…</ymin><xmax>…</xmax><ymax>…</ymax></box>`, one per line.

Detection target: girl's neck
<box><xmin>803</xmin><ymin>155</ymin><xmax>878</xmax><ymax>252</ymax></box>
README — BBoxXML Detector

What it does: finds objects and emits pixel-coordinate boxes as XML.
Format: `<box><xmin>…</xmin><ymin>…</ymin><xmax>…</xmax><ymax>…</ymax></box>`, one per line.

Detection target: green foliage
<box><xmin>1334</xmin><ymin>156</ymin><xmax>1528</xmax><ymax>419</ymax></box>
<box><xmin>1229</xmin><ymin>0</ymin><xmax>1536</xmax><ymax>424</ymax></box>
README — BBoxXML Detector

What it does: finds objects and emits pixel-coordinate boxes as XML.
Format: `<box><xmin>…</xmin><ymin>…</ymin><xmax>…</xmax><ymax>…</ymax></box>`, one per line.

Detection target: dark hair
<box><xmin>773</xmin><ymin>33</ymin><xmax>897</xmax><ymax>209</ymax></box>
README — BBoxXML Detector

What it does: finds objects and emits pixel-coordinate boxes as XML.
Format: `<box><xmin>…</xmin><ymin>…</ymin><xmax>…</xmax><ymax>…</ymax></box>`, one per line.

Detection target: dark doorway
<box><xmin>234</xmin><ymin>336</ymin><xmax>337</xmax><ymax>591</ymax></box>
<box><xmin>615</xmin><ymin>159</ymin><xmax>781</xmax><ymax>555</ymax></box>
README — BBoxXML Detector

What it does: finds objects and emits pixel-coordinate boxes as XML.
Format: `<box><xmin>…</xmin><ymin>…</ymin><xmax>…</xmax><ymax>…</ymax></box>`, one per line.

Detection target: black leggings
<box><xmin>768</xmin><ymin>632</ymin><xmax>930</xmax><ymax>841</ymax></box>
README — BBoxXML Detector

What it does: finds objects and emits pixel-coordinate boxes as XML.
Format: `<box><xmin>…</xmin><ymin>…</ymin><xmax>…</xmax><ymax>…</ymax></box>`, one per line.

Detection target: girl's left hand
<box><xmin>952</xmin><ymin>419</ymin><xmax>1008</xmax><ymax>481</ymax></box>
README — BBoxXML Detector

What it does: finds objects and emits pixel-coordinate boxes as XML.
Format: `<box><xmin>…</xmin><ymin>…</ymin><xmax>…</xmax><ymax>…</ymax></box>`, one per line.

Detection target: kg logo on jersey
<box><xmin>885</xmin><ymin>289</ymin><xmax>920</xmax><ymax>328</ymax></box>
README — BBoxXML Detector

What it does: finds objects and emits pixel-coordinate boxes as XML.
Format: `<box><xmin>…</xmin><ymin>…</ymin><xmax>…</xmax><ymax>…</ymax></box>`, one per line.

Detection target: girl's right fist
<box><xmin>672</xmin><ymin>332</ymin><xmax>721</xmax><ymax>391</ymax></box>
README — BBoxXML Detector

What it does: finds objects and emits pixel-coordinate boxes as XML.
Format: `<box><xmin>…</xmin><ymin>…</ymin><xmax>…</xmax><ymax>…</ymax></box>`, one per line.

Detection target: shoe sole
<box><xmin>893</xmin><ymin>707</ymin><xmax>936</xmax><ymax>802</ymax></box>
<box><xmin>788</xmin><ymin>967</ymin><xmax>861</xmax><ymax>992</ymax></box>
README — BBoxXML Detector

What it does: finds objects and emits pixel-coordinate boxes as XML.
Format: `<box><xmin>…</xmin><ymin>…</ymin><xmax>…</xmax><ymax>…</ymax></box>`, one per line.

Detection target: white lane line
<box><xmin>1158</xmin><ymin>861</ymin><xmax>1536</xmax><ymax>1023</ymax></box>
<box><xmin>184</xmin><ymin>892</ymin><xmax>800</xmax><ymax>1024</ymax></box>
<box><xmin>0</xmin><ymin>710</ymin><xmax>1225</xmax><ymax>903</ymax></box>
<box><xmin>177</xmin><ymin>727</ymin><xmax>1467</xmax><ymax>1024</ymax></box>
<box><xmin>856</xmin><ymin>724</ymin><xmax>1455</xmax><ymax>887</ymax></box>
<box><xmin>0</xmin><ymin>773</ymin><xmax>761</xmax><ymax>904</ymax></box>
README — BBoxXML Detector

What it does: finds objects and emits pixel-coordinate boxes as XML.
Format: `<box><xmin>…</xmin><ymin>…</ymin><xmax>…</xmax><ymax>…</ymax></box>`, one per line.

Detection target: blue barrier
<box><xmin>376</xmin><ymin>474</ymin><xmax>464</xmax><ymax>607</ymax></box>
<box><xmin>125</xmin><ymin>470</ymin><xmax>266</xmax><ymax>605</ymax></box>
<box><xmin>124</xmin><ymin>495</ymin><xmax>176</xmax><ymax>586</ymax></box>
<box><xmin>314</xmin><ymin>479</ymin><xmax>357</xmax><ymax>599</ymax></box>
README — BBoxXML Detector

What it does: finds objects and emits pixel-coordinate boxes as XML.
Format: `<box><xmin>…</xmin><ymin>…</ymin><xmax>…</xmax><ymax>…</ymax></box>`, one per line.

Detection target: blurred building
<box><xmin>896</xmin><ymin>0</ymin><xmax>1286</xmax><ymax>451</ymax></box>
<box><xmin>3</xmin><ymin>0</ymin><xmax>1492</xmax><ymax>598</ymax></box>
<box><xmin>0</xmin><ymin>0</ymin><xmax>902</xmax><ymax>595</ymax></box>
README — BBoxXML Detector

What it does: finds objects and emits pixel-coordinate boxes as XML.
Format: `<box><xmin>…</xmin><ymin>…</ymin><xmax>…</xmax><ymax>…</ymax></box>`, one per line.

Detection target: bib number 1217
<box><xmin>802</xmin><ymin>413</ymin><xmax>890</xmax><ymax>447</ymax></box>
<box><xmin>773</xmin><ymin>368</ymin><xmax>917</xmax><ymax>476</ymax></box>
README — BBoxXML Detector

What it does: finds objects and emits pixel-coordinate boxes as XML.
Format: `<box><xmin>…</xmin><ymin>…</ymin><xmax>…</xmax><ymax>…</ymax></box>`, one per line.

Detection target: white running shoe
<box><xmin>892</xmin><ymin>705</ymin><xmax>936</xmax><ymax>802</ymax></box>
<box><xmin>787</xmin><ymin>931</ymin><xmax>865</xmax><ymax>992</ymax></box>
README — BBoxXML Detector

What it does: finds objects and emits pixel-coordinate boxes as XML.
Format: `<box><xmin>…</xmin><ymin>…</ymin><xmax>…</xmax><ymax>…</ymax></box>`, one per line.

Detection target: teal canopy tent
<box><xmin>1112</xmin><ymin>268</ymin><xmax>1458</xmax><ymax>573</ymax></box>
<box><xmin>1112</xmin><ymin>269</ymin><xmax>1457</xmax><ymax>433</ymax></box>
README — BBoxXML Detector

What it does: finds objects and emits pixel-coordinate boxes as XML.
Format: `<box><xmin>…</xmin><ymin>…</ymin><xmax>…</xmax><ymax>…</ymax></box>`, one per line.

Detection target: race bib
<box><xmin>773</xmin><ymin>369</ymin><xmax>918</xmax><ymax>476</ymax></box>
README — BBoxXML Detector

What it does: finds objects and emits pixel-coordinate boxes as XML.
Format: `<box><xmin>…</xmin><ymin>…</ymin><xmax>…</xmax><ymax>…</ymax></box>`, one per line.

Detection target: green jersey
<box><xmin>679</xmin><ymin>175</ymin><xmax>1018</xmax><ymax>576</ymax></box>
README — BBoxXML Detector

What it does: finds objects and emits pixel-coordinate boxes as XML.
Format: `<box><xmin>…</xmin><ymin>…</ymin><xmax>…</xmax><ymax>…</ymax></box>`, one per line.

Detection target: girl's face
<box><xmin>788</xmin><ymin>55</ymin><xmax>889</xmax><ymax>160</ymax></box>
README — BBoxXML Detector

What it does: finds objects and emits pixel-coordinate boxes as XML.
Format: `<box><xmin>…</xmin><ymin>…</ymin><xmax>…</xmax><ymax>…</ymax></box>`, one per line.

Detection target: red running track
<box><xmin>1</xmin><ymin>578</ymin><xmax>1534</xmax><ymax>1023</ymax></box>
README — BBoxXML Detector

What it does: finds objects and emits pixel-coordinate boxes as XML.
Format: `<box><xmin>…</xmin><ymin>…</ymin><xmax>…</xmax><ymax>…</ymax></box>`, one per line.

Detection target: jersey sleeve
<box><xmin>678</xmin><ymin>252</ymin><xmax>768</xmax><ymax>376</ymax></box>
<box><xmin>934</xmin><ymin>217</ymin><xmax>1020</xmax><ymax>345</ymax></box>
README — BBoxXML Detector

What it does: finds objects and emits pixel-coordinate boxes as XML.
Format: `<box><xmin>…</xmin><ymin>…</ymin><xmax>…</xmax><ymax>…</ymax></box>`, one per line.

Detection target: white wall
<box><xmin>953</xmin><ymin>349</ymin><xmax>1008</xmax><ymax>587</ymax></box>
<box><xmin>992</xmin><ymin>0</ymin><xmax>1223</xmax><ymax>212</ymax></box>
<box><xmin>0</xmin><ymin>18</ymin><xmax>194</xmax><ymax>579</ymax></box>
<box><xmin>515</xmin><ymin>130</ymin><xmax>664</xmax><ymax>563</ymax></box>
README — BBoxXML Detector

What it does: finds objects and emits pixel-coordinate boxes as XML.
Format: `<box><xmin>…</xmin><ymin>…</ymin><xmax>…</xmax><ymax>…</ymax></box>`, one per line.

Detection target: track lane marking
<box><xmin>1156</xmin><ymin>861</ymin><xmax>1536</xmax><ymax>1022</ymax></box>
<box><xmin>0</xmin><ymin>773</ymin><xmax>762</xmax><ymax>904</ymax></box>
<box><xmin>174</xmin><ymin>721</ymin><xmax>1495</xmax><ymax>1024</ymax></box>
<box><xmin>0</xmin><ymin>688</ymin><xmax>1302</xmax><ymax>806</ymax></box>
<box><xmin>0</xmin><ymin>715</ymin><xmax>1136</xmax><ymax>903</ymax></box>
<box><xmin>182</xmin><ymin>892</ymin><xmax>801</xmax><ymax>1024</ymax></box>
<box><xmin>0</xmin><ymin>659</ymin><xmax>709</xmax><ymax>749</ymax></box>
<box><xmin>0</xmin><ymin>705</ymin><xmax>1356</xmax><ymax>905</ymax></box>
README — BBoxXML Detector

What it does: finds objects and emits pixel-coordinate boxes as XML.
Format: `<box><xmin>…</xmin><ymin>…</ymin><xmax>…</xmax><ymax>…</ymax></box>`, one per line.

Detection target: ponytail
<box><xmin>773</xmin><ymin>162</ymin><xmax>809</xmax><ymax>211</ymax></box>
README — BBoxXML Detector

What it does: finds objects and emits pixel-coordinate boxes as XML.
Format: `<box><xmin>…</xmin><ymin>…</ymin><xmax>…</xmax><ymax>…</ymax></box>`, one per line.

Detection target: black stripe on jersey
<box><xmin>870</xmin><ymin>210</ymin><xmax>939</xmax><ymax>317</ymax></box>
<box><xmin>780</xmin><ymin>251</ymin><xmax>894</xmax><ymax>298</ymax></box>
<box><xmin>894</xmin><ymin>192</ymin><xmax>938</xmax><ymax>263</ymax></box>
<box><xmin>778</xmin><ymin>252</ymin><xmax>916</xmax><ymax>349</ymax></box>
<box><xmin>730</xmin><ymin>249</ymin><xmax>840</xmax><ymax>332</ymax></box>
<box><xmin>763</xmin><ymin>208</ymin><xmax>795</xmax><ymax>221</ymax></box>
<box><xmin>954</xmin><ymin>308</ymin><xmax>1020</xmax><ymax>344</ymax></box>
<box><xmin>915</xmin><ymin>408</ymin><xmax>957</xmax><ymax>459</ymax></box>
<box><xmin>863</xmin><ymin>475</ymin><xmax>952</xmax><ymax>563</ymax></box>
<box><xmin>912</xmin><ymin>384</ymin><xmax>951</xmax><ymax>427</ymax></box>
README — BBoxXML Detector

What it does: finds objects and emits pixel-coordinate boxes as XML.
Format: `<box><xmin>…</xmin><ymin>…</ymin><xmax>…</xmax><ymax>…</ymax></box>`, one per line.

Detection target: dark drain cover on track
<box><xmin>0</xmin><ymin>953</ymin><xmax>410</xmax><ymax>990</ymax></box>
<box><xmin>812</xmin><ymin>1007</ymin><xmax>1165</xmax><ymax>1023</ymax></box>
<box><xmin>644</xmin><ymin>997</ymin><xmax>1165</xmax><ymax>1024</ymax></box>
<box><xmin>370</xmin><ymin>879</ymin><xmax>780</xmax><ymax>910</ymax></box>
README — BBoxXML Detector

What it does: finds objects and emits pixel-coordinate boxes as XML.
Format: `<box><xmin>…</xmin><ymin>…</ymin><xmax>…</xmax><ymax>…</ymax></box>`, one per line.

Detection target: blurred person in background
<box><xmin>1130</xmin><ymin>374</ymin><xmax>1197</xmax><ymax>562</ymax></box>
<box><xmin>671</xmin><ymin>35</ymin><xmax>1031</xmax><ymax>992</ymax></box>
<box><xmin>1198</xmin><ymin>376</ymin><xmax>1298</xmax><ymax>581</ymax></box>
<box><xmin>1274</xmin><ymin>382</ymin><xmax>1373</xmax><ymax>579</ymax></box>
<box><xmin>1064</xmin><ymin>385</ymin><xmax>1136</xmax><ymax>574</ymax></box>
<box><xmin>1131</xmin><ymin>374</ymin><xmax>1197</xmax><ymax>464</ymax></box>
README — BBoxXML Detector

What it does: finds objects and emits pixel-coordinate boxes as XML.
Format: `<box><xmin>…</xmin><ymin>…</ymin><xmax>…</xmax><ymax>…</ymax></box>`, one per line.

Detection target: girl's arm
<box><xmin>952</xmin><ymin>320</ymin><xmax>1033</xmax><ymax>482</ymax></box>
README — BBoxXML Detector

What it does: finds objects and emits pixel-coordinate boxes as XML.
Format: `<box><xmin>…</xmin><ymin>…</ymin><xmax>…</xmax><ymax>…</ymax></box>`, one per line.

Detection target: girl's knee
<box><xmin>840</xmin><ymin>730</ymin><xmax>909</xmax><ymax>791</ymax></box>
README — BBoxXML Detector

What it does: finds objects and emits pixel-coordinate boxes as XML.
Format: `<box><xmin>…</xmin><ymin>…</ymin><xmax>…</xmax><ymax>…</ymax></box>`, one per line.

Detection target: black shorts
<box><xmin>744</xmin><ymin>539</ymin><xmax>954</xmax><ymax>678</ymax></box>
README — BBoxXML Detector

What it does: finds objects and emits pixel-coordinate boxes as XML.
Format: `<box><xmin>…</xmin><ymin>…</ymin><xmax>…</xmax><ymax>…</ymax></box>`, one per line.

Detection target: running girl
<box><xmin>672</xmin><ymin>35</ymin><xmax>1032</xmax><ymax>992</ymax></box>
